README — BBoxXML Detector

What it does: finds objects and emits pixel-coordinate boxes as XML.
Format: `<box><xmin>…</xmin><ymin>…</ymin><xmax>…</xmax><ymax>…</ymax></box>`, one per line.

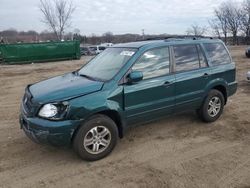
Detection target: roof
<box><xmin>113</xmin><ymin>38</ymin><xmax>222</xmax><ymax>49</ymax></box>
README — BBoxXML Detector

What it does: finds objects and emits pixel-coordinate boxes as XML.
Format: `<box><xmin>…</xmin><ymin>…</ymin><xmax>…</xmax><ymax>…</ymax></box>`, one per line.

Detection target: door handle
<box><xmin>163</xmin><ymin>81</ymin><xmax>174</xmax><ymax>87</ymax></box>
<box><xmin>203</xmin><ymin>73</ymin><xmax>210</xmax><ymax>78</ymax></box>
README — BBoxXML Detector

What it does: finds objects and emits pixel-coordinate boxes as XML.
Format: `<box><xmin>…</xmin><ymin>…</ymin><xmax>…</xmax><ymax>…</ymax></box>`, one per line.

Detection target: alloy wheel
<box><xmin>207</xmin><ymin>96</ymin><xmax>221</xmax><ymax>117</ymax></box>
<box><xmin>83</xmin><ymin>126</ymin><xmax>111</xmax><ymax>155</ymax></box>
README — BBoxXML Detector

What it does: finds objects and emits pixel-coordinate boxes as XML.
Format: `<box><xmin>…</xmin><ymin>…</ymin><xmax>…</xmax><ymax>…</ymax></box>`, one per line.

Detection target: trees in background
<box><xmin>213</xmin><ymin>5</ymin><xmax>229</xmax><ymax>43</ymax></box>
<box><xmin>241</xmin><ymin>0</ymin><xmax>250</xmax><ymax>43</ymax></box>
<box><xmin>2</xmin><ymin>1</ymin><xmax>250</xmax><ymax>45</ymax></box>
<box><xmin>39</xmin><ymin>0</ymin><xmax>75</xmax><ymax>41</ymax></box>
<box><xmin>223</xmin><ymin>1</ymin><xmax>242</xmax><ymax>45</ymax></box>
<box><xmin>186</xmin><ymin>24</ymin><xmax>207</xmax><ymax>37</ymax></box>
<box><xmin>102</xmin><ymin>32</ymin><xmax>114</xmax><ymax>43</ymax></box>
<box><xmin>208</xmin><ymin>19</ymin><xmax>221</xmax><ymax>39</ymax></box>
<box><xmin>210</xmin><ymin>0</ymin><xmax>248</xmax><ymax>45</ymax></box>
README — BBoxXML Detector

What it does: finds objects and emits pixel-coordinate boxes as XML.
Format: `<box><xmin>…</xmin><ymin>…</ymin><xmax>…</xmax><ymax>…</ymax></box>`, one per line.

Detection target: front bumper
<box><xmin>20</xmin><ymin>114</ymin><xmax>82</xmax><ymax>146</ymax></box>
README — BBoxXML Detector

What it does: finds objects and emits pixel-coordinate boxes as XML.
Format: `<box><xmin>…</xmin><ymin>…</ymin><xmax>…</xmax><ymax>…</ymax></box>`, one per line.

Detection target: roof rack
<box><xmin>164</xmin><ymin>36</ymin><xmax>214</xmax><ymax>42</ymax></box>
<box><xmin>139</xmin><ymin>35</ymin><xmax>215</xmax><ymax>42</ymax></box>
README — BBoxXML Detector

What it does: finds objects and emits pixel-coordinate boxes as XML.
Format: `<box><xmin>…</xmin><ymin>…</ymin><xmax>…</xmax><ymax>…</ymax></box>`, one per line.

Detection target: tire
<box><xmin>198</xmin><ymin>89</ymin><xmax>225</xmax><ymax>122</ymax></box>
<box><xmin>73</xmin><ymin>114</ymin><xmax>118</xmax><ymax>161</ymax></box>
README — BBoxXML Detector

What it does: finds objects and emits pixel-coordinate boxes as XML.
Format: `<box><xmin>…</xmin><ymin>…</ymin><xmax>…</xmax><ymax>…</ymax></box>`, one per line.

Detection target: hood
<box><xmin>29</xmin><ymin>72</ymin><xmax>104</xmax><ymax>103</ymax></box>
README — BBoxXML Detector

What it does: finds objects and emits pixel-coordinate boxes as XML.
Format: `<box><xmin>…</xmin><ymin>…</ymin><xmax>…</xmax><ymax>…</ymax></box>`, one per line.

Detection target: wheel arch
<box><xmin>98</xmin><ymin>110</ymin><xmax>124</xmax><ymax>138</ymax></box>
<box><xmin>212</xmin><ymin>85</ymin><xmax>227</xmax><ymax>104</ymax></box>
<box><xmin>71</xmin><ymin>109</ymin><xmax>125</xmax><ymax>144</ymax></box>
<box><xmin>205</xmin><ymin>79</ymin><xmax>228</xmax><ymax>105</ymax></box>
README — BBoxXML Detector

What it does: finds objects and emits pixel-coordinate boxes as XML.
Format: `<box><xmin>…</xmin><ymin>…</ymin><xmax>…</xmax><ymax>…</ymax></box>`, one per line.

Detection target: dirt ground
<box><xmin>0</xmin><ymin>46</ymin><xmax>250</xmax><ymax>188</ymax></box>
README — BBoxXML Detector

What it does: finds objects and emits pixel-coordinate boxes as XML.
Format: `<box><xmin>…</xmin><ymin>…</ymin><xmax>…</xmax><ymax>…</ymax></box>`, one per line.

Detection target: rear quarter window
<box><xmin>203</xmin><ymin>43</ymin><xmax>231</xmax><ymax>66</ymax></box>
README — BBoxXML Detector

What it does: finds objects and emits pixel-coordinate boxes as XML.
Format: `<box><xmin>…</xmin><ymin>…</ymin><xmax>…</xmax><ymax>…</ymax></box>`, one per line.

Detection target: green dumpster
<box><xmin>0</xmin><ymin>40</ymin><xmax>80</xmax><ymax>64</ymax></box>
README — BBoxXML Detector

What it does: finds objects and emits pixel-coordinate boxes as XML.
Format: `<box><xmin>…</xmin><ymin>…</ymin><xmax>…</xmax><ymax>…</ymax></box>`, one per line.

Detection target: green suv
<box><xmin>20</xmin><ymin>39</ymin><xmax>237</xmax><ymax>161</ymax></box>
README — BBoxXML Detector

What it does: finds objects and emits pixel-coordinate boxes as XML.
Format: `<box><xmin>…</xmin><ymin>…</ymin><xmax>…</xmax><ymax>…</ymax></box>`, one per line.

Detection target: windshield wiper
<box><xmin>78</xmin><ymin>73</ymin><xmax>106</xmax><ymax>82</ymax></box>
<box><xmin>78</xmin><ymin>73</ymin><xmax>97</xmax><ymax>81</ymax></box>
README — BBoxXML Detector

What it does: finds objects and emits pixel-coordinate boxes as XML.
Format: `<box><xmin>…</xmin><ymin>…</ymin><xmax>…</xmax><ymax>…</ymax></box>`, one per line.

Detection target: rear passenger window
<box><xmin>174</xmin><ymin>45</ymin><xmax>200</xmax><ymax>72</ymax></box>
<box><xmin>132</xmin><ymin>47</ymin><xmax>170</xmax><ymax>79</ymax></box>
<box><xmin>203</xmin><ymin>43</ymin><xmax>231</xmax><ymax>66</ymax></box>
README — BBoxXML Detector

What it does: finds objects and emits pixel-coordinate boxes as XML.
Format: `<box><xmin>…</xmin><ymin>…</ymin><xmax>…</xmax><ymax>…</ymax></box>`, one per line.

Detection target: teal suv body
<box><xmin>20</xmin><ymin>39</ymin><xmax>237</xmax><ymax>161</ymax></box>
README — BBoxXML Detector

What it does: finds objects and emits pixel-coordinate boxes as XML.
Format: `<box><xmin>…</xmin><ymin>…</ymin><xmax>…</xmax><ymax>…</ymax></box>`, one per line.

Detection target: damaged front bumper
<box><xmin>20</xmin><ymin>114</ymin><xmax>81</xmax><ymax>146</ymax></box>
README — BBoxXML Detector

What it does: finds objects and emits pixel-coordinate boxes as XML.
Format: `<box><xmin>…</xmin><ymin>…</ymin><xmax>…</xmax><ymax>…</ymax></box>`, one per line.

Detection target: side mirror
<box><xmin>127</xmin><ymin>71</ymin><xmax>143</xmax><ymax>83</ymax></box>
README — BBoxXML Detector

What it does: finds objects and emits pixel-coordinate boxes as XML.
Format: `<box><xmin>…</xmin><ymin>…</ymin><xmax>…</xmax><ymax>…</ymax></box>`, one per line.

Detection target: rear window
<box><xmin>203</xmin><ymin>43</ymin><xmax>231</xmax><ymax>66</ymax></box>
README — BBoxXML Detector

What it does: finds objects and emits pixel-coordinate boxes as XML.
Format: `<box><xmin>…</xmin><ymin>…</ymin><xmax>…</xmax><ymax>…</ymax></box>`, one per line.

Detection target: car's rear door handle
<box><xmin>163</xmin><ymin>81</ymin><xmax>174</xmax><ymax>87</ymax></box>
<box><xmin>203</xmin><ymin>73</ymin><xmax>210</xmax><ymax>78</ymax></box>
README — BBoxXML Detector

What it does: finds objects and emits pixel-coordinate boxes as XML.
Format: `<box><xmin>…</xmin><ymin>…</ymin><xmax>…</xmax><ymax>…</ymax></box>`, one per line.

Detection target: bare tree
<box><xmin>39</xmin><ymin>0</ymin><xmax>75</xmax><ymax>40</ymax></box>
<box><xmin>214</xmin><ymin>5</ymin><xmax>229</xmax><ymax>44</ymax></box>
<box><xmin>209</xmin><ymin>19</ymin><xmax>221</xmax><ymax>38</ymax></box>
<box><xmin>186</xmin><ymin>24</ymin><xmax>207</xmax><ymax>37</ymax></box>
<box><xmin>241</xmin><ymin>0</ymin><xmax>250</xmax><ymax>43</ymax></box>
<box><xmin>224</xmin><ymin>1</ymin><xmax>242</xmax><ymax>45</ymax></box>
<box><xmin>102</xmin><ymin>32</ymin><xmax>114</xmax><ymax>43</ymax></box>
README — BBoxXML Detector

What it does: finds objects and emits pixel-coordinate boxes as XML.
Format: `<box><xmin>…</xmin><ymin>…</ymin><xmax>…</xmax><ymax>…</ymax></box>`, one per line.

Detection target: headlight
<box><xmin>38</xmin><ymin>102</ymin><xmax>68</xmax><ymax>119</ymax></box>
<box><xmin>38</xmin><ymin>104</ymin><xmax>58</xmax><ymax>118</ymax></box>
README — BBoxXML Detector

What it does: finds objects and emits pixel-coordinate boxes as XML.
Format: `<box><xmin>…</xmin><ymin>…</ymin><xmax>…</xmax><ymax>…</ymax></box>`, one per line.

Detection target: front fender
<box><xmin>67</xmin><ymin>86</ymin><xmax>125</xmax><ymax>125</ymax></box>
<box><xmin>67</xmin><ymin>86</ymin><xmax>126</xmax><ymax>138</ymax></box>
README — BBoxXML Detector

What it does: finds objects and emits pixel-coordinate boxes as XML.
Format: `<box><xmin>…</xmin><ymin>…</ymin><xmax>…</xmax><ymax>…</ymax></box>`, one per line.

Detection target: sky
<box><xmin>0</xmin><ymin>0</ymin><xmax>243</xmax><ymax>36</ymax></box>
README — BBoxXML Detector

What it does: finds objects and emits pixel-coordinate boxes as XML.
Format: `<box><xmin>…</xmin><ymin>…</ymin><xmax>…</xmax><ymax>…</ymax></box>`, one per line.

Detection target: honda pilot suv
<box><xmin>20</xmin><ymin>39</ymin><xmax>237</xmax><ymax>161</ymax></box>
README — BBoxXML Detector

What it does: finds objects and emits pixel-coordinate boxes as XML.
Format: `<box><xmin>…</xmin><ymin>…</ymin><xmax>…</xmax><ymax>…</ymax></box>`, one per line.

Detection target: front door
<box><xmin>123</xmin><ymin>47</ymin><xmax>175</xmax><ymax>125</ymax></box>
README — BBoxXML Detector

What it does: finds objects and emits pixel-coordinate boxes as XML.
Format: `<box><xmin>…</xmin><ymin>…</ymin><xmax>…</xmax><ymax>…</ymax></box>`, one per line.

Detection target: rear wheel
<box><xmin>198</xmin><ymin>89</ymin><xmax>225</xmax><ymax>122</ymax></box>
<box><xmin>73</xmin><ymin>114</ymin><xmax>118</xmax><ymax>161</ymax></box>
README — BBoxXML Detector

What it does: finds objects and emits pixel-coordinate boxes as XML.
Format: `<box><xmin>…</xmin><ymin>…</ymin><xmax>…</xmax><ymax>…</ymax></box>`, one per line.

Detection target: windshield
<box><xmin>78</xmin><ymin>48</ymin><xmax>137</xmax><ymax>81</ymax></box>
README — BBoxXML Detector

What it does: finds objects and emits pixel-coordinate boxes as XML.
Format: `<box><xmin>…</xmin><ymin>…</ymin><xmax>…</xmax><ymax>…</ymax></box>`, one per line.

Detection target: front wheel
<box><xmin>73</xmin><ymin>114</ymin><xmax>118</xmax><ymax>161</ymax></box>
<box><xmin>198</xmin><ymin>89</ymin><xmax>225</xmax><ymax>122</ymax></box>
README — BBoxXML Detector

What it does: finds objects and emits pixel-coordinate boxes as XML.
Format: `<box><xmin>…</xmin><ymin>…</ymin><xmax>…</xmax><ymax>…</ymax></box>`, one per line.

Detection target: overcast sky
<box><xmin>0</xmin><ymin>0</ymin><xmax>243</xmax><ymax>35</ymax></box>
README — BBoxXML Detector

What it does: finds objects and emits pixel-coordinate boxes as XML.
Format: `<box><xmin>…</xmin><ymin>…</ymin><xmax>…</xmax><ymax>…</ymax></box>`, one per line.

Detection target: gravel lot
<box><xmin>0</xmin><ymin>46</ymin><xmax>250</xmax><ymax>188</ymax></box>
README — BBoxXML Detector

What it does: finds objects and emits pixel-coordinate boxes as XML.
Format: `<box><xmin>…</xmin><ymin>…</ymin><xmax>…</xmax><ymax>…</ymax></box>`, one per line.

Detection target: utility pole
<box><xmin>142</xmin><ymin>29</ymin><xmax>145</xmax><ymax>40</ymax></box>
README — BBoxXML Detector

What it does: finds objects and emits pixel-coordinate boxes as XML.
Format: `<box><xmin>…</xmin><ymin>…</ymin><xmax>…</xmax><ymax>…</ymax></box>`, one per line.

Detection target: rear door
<box><xmin>123</xmin><ymin>47</ymin><xmax>175</xmax><ymax>125</ymax></box>
<box><xmin>173</xmin><ymin>44</ymin><xmax>210</xmax><ymax>111</ymax></box>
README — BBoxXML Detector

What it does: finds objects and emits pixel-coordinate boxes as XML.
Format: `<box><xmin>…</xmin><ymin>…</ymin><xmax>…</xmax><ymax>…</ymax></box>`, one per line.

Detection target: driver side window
<box><xmin>132</xmin><ymin>47</ymin><xmax>170</xmax><ymax>80</ymax></box>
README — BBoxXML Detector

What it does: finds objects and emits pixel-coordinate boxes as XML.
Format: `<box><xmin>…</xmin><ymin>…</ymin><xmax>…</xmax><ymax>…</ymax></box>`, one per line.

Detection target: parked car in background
<box><xmin>247</xmin><ymin>71</ymin><xmax>250</xmax><ymax>81</ymax></box>
<box><xmin>101</xmin><ymin>43</ymin><xmax>113</xmax><ymax>47</ymax></box>
<box><xmin>20</xmin><ymin>39</ymin><xmax>237</xmax><ymax>161</ymax></box>
<box><xmin>246</xmin><ymin>47</ymin><xmax>250</xmax><ymax>58</ymax></box>
<box><xmin>80</xmin><ymin>47</ymin><xmax>95</xmax><ymax>56</ymax></box>
<box><xmin>89</xmin><ymin>46</ymin><xmax>106</xmax><ymax>54</ymax></box>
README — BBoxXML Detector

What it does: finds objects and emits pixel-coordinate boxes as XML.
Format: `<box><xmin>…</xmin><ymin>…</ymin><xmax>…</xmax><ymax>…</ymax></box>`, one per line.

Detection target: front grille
<box><xmin>23</xmin><ymin>90</ymin><xmax>32</xmax><ymax>114</ymax></box>
<box><xmin>22</xmin><ymin>88</ymin><xmax>39</xmax><ymax>117</ymax></box>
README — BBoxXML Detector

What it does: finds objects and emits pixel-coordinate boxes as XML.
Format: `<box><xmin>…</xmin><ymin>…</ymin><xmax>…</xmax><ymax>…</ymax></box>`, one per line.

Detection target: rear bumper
<box><xmin>228</xmin><ymin>81</ymin><xmax>238</xmax><ymax>97</ymax></box>
<box><xmin>20</xmin><ymin>114</ymin><xmax>82</xmax><ymax>146</ymax></box>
